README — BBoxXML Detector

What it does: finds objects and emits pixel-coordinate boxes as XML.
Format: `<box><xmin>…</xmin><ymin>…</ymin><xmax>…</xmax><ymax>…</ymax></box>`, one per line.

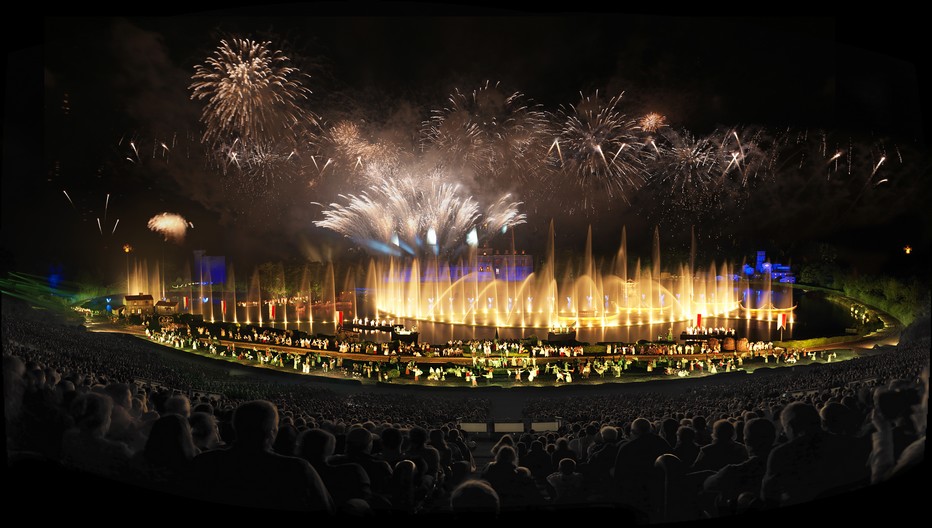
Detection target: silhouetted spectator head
<box><xmin>164</xmin><ymin>394</ymin><xmax>191</xmax><ymax>418</ymax></box>
<box><xmin>530</xmin><ymin>439</ymin><xmax>546</xmax><ymax>452</ymax></box>
<box><xmin>392</xmin><ymin>459</ymin><xmax>417</xmax><ymax>506</ymax></box>
<box><xmin>494</xmin><ymin>444</ymin><xmax>517</xmax><ymax>467</ymax></box>
<box><xmin>346</xmin><ymin>427</ymin><xmax>374</xmax><ymax>454</ymax></box>
<box><xmin>450</xmin><ymin>480</ymin><xmax>500</xmax><ymax>513</ymax></box>
<box><xmin>600</xmin><ymin>426</ymin><xmax>619</xmax><ymax>443</ymax></box>
<box><xmin>59</xmin><ymin>381</ymin><xmax>77</xmax><ymax>407</ymax></box>
<box><xmin>558</xmin><ymin>457</ymin><xmax>577</xmax><ymax>475</ymax></box>
<box><xmin>409</xmin><ymin>426</ymin><xmax>428</xmax><ymax>447</ymax></box>
<box><xmin>743</xmin><ymin>418</ymin><xmax>776</xmax><ymax>457</ymax></box>
<box><xmin>712</xmin><ymin>420</ymin><xmax>736</xmax><ymax>443</ymax></box>
<box><xmin>297</xmin><ymin>428</ymin><xmax>335</xmax><ymax>465</ymax></box>
<box><xmin>781</xmin><ymin>402</ymin><xmax>821</xmax><ymax>440</ymax></box>
<box><xmin>232</xmin><ymin>400</ymin><xmax>279</xmax><ymax>450</ymax></box>
<box><xmin>429</xmin><ymin>428</ymin><xmax>447</xmax><ymax>448</ymax></box>
<box><xmin>516</xmin><ymin>442</ymin><xmax>528</xmax><ymax>459</ymax></box>
<box><xmin>631</xmin><ymin>418</ymin><xmax>653</xmax><ymax>437</ymax></box>
<box><xmin>693</xmin><ymin>416</ymin><xmax>707</xmax><ymax>431</ymax></box>
<box><xmin>380</xmin><ymin>427</ymin><xmax>403</xmax><ymax>451</ymax></box>
<box><xmin>70</xmin><ymin>392</ymin><xmax>113</xmax><ymax>437</ymax></box>
<box><xmin>676</xmin><ymin>426</ymin><xmax>696</xmax><ymax>444</ymax></box>
<box><xmin>273</xmin><ymin>422</ymin><xmax>299</xmax><ymax>456</ymax></box>
<box><xmin>585</xmin><ymin>424</ymin><xmax>598</xmax><ymax>437</ymax></box>
<box><xmin>448</xmin><ymin>460</ymin><xmax>471</xmax><ymax>488</ymax></box>
<box><xmin>190</xmin><ymin>411</ymin><xmax>221</xmax><ymax>451</ymax></box>
<box><xmin>820</xmin><ymin>402</ymin><xmax>857</xmax><ymax>436</ymax></box>
<box><xmin>144</xmin><ymin>413</ymin><xmax>198</xmax><ymax>470</ymax></box>
<box><xmin>491</xmin><ymin>434</ymin><xmax>514</xmax><ymax>455</ymax></box>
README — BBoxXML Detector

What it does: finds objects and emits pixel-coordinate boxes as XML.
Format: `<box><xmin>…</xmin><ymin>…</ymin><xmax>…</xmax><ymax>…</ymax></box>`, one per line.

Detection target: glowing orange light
<box><xmin>904</xmin><ymin>245</ymin><xmax>912</xmax><ymax>255</ymax></box>
<box><xmin>123</xmin><ymin>244</ymin><xmax>132</xmax><ymax>253</ymax></box>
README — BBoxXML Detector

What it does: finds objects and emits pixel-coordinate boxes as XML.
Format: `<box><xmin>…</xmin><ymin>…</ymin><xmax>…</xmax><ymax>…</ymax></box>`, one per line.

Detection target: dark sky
<box><xmin>3</xmin><ymin>12</ymin><xmax>929</xmax><ymax>286</ymax></box>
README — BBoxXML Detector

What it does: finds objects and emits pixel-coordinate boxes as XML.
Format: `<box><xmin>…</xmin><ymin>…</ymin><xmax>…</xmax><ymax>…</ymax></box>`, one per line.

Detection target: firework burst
<box><xmin>323</xmin><ymin>120</ymin><xmax>403</xmax><ymax>181</ymax></box>
<box><xmin>314</xmin><ymin>166</ymin><xmax>524</xmax><ymax>257</ymax></box>
<box><xmin>649</xmin><ymin>128</ymin><xmax>720</xmax><ymax>195</ymax></box>
<box><xmin>423</xmin><ymin>80</ymin><xmax>549</xmax><ymax>183</ymax></box>
<box><xmin>147</xmin><ymin>212</ymin><xmax>190</xmax><ymax>244</ymax></box>
<box><xmin>639</xmin><ymin>112</ymin><xmax>667</xmax><ymax>133</ymax></box>
<box><xmin>548</xmin><ymin>91</ymin><xmax>646</xmax><ymax>201</ymax></box>
<box><xmin>190</xmin><ymin>38</ymin><xmax>314</xmax><ymax>148</ymax></box>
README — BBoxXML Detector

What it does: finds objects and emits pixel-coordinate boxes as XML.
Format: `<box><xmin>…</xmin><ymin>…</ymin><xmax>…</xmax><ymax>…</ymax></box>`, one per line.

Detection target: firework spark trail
<box><xmin>190</xmin><ymin>38</ymin><xmax>314</xmax><ymax>149</ymax></box>
<box><xmin>871</xmin><ymin>156</ymin><xmax>886</xmax><ymax>178</ymax></box>
<box><xmin>716</xmin><ymin>127</ymin><xmax>772</xmax><ymax>188</ymax></box>
<box><xmin>482</xmin><ymin>194</ymin><xmax>527</xmax><ymax>236</ymax></box>
<box><xmin>104</xmin><ymin>193</ymin><xmax>110</xmax><ymax>222</ymax></box>
<box><xmin>111</xmin><ymin>219</ymin><xmax>120</xmax><ymax>235</ymax></box>
<box><xmin>147</xmin><ymin>213</ymin><xmax>189</xmax><ymax>244</ymax></box>
<box><xmin>62</xmin><ymin>190</ymin><xmax>76</xmax><ymax>210</ymax></box>
<box><xmin>548</xmin><ymin>91</ymin><xmax>646</xmax><ymax>202</ymax></box>
<box><xmin>96</xmin><ymin>218</ymin><xmax>103</xmax><ymax>236</ymax></box>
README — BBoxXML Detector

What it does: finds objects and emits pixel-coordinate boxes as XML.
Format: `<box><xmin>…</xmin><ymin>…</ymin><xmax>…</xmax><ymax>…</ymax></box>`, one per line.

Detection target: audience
<box><xmin>3</xmin><ymin>306</ymin><xmax>928</xmax><ymax>520</ymax></box>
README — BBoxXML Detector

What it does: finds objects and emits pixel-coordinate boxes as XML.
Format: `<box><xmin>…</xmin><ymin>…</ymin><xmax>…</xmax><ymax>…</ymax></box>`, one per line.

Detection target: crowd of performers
<box><xmin>682</xmin><ymin>325</ymin><xmax>738</xmax><ymax>336</ymax></box>
<box><xmin>143</xmin><ymin>319</ymin><xmax>839</xmax><ymax>386</ymax></box>
<box><xmin>149</xmin><ymin>320</ymin><xmax>778</xmax><ymax>358</ymax></box>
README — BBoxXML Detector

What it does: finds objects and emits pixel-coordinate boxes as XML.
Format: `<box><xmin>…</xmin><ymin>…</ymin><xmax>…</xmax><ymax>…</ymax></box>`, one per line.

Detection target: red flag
<box><xmin>697</xmin><ymin>314</ymin><xmax>702</xmax><ymax>328</ymax></box>
<box><xmin>780</xmin><ymin>313</ymin><xmax>787</xmax><ymax>329</ymax></box>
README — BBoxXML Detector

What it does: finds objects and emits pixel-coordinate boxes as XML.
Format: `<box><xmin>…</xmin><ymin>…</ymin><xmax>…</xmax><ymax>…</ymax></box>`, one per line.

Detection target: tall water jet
<box><xmin>323</xmin><ymin>262</ymin><xmax>336</xmax><ymax>323</ymax></box>
<box><xmin>342</xmin><ymin>267</ymin><xmax>357</xmax><ymax>322</ymax></box>
<box><xmin>226</xmin><ymin>263</ymin><xmax>236</xmax><ymax>323</ymax></box>
<box><xmin>652</xmin><ymin>226</ymin><xmax>661</xmax><ymax>280</ymax></box>
<box><xmin>247</xmin><ymin>269</ymin><xmax>262</xmax><ymax>325</ymax></box>
<box><xmin>206</xmin><ymin>263</ymin><xmax>215</xmax><ymax>322</ymax></box>
<box><xmin>182</xmin><ymin>260</ymin><xmax>193</xmax><ymax>314</ymax></box>
<box><xmin>689</xmin><ymin>225</ymin><xmax>697</xmax><ymax>278</ymax></box>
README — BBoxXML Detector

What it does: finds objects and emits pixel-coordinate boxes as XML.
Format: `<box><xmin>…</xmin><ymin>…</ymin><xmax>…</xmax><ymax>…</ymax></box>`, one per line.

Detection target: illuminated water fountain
<box><xmin>126</xmin><ymin>258</ymin><xmax>165</xmax><ymax>301</ymax></box>
<box><xmin>368</xmin><ymin>224</ymin><xmax>793</xmax><ymax>330</ymax></box>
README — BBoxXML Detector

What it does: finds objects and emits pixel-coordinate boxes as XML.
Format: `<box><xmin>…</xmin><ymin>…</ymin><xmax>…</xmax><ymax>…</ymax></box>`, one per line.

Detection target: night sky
<box><xmin>3</xmin><ymin>12</ymin><xmax>929</xmax><ymax>288</ymax></box>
